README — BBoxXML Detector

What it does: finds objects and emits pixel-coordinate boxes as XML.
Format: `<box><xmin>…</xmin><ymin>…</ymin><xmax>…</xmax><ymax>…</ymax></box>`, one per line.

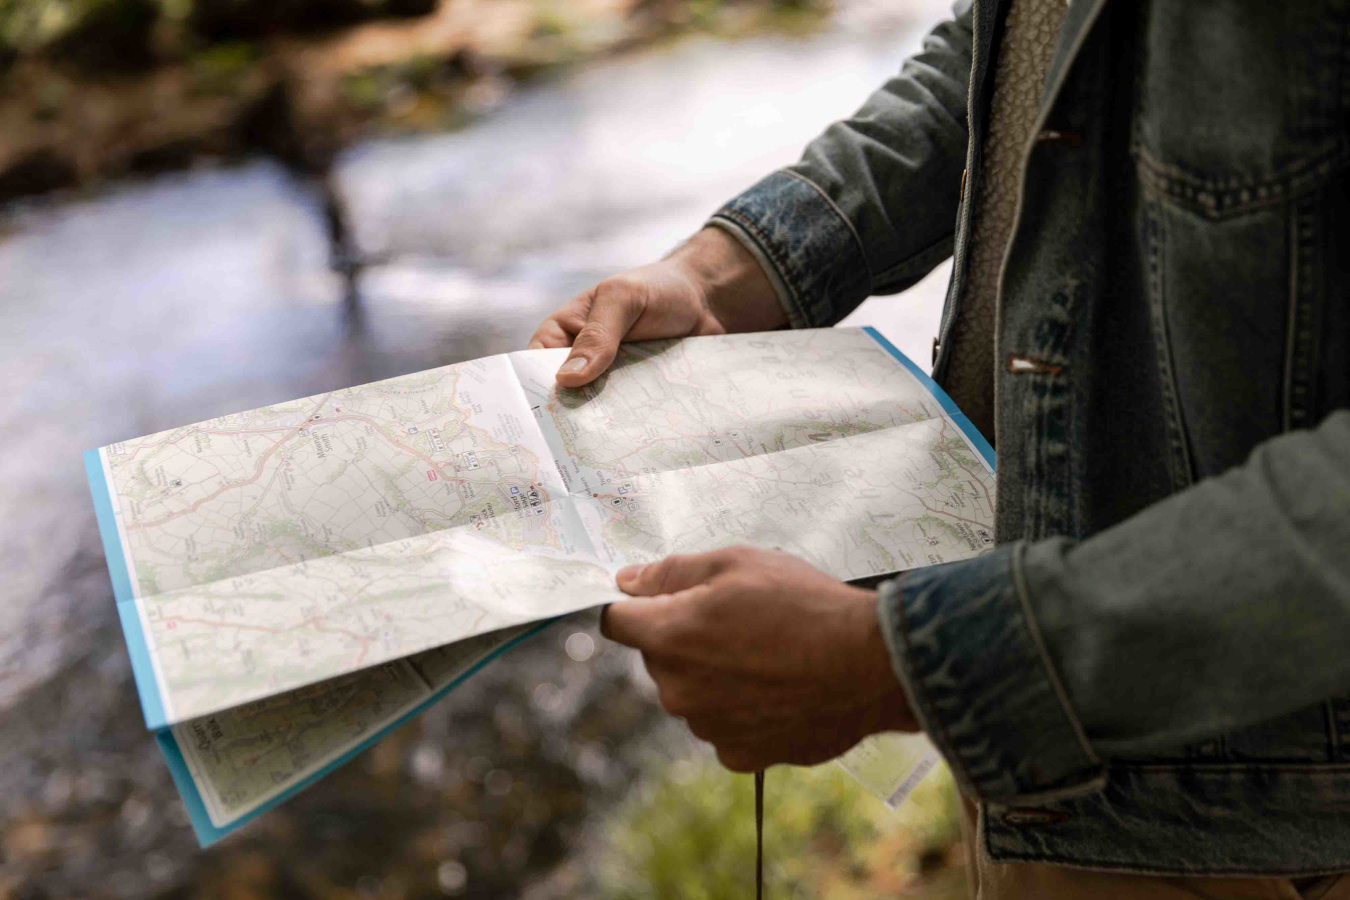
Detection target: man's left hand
<box><xmin>602</xmin><ymin>546</ymin><xmax>919</xmax><ymax>772</ymax></box>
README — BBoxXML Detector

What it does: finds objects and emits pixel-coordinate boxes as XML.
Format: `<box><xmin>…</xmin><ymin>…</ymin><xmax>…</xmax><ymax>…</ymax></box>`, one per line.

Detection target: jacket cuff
<box><xmin>708</xmin><ymin>169</ymin><xmax>871</xmax><ymax>328</ymax></box>
<box><xmin>878</xmin><ymin>544</ymin><xmax>1107</xmax><ymax>804</ymax></box>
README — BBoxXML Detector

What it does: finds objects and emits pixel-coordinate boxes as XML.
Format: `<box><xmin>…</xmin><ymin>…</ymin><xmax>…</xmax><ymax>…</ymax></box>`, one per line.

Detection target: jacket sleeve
<box><xmin>879</xmin><ymin>409</ymin><xmax>1350</xmax><ymax>804</ymax></box>
<box><xmin>707</xmin><ymin>1</ymin><xmax>973</xmax><ymax>329</ymax></box>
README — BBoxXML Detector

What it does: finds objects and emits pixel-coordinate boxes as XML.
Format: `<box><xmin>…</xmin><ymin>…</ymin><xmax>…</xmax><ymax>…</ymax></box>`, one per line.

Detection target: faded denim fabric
<box><xmin>711</xmin><ymin>0</ymin><xmax>1350</xmax><ymax>876</ymax></box>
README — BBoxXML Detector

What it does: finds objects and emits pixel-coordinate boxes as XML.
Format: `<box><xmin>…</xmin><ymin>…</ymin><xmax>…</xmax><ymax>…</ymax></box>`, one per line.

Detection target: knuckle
<box><xmin>716</xmin><ymin>545</ymin><xmax>752</xmax><ymax>566</ymax></box>
<box><xmin>555</xmin><ymin>302</ymin><xmax>588</xmax><ymax>329</ymax></box>
<box><xmin>649</xmin><ymin>553</ymin><xmax>678</xmax><ymax>573</ymax></box>
<box><xmin>596</xmin><ymin>275</ymin><xmax>644</xmax><ymax>303</ymax></box>
<box><xmin>654</xmin><ymin>555</ymin><xmax>684</xmax><ymax>591</ymax></box>
<box><xmin>716</xmin><ymin>571</ymin><xmax>755</xmax><ymax>596</ymax></box>
<box><xmin>574</xmin><ymin>320</ymin><xmax>611</xmax><ymax>345</ymax></box>
<box><xmin>594</xmin><ymin>276</ymin><xmax>632</xmax><ymax>297</ymax></box>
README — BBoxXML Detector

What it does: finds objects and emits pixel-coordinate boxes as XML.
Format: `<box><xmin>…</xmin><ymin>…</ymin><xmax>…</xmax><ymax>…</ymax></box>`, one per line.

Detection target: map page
<box><xmin>87</xmin><ymin>326</ymin><xmax>996</xmax><ymax>842</ymax></box>
<box><xmin>90</xmin><ymin>352</ymin><xmax>616</xmax><ymax>729</ymax></box>
<box><xmin>512</xmin><ymin>327</ymin><xmax>995</xmax><ymax>576</ymax></box>
<box><xmin>164</xmin><ymin>622</ymin><xmax>538</xmax><ymax>842</ymax></box>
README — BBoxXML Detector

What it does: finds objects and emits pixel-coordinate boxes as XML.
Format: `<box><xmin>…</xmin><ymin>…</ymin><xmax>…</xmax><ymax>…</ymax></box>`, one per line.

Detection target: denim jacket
<box><xmin>710</xmin><ymin>0</ymin><xmax>1350</xmax><ymax>875</ymax></box>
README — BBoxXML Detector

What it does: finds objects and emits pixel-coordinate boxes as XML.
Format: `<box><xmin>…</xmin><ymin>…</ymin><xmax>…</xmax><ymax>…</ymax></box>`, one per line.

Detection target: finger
<box><xmin>616</xmin><ymin>548</ymin><xmax>742</xmax><ymax>596</ymax></box>
<box><xmin>527</xmin><ymin>318</ymin><xmax>573</xmax><ymax>350</ymax></box>
<box><xmin>556</xmin><ymin>283</ymin><xmax>646</xmax><ymax>387</ymax></box>
<box><xmin>714</xmin><ymin>746</ymin><xmax>765</xmax><ymax>774</ymax></box>
<box><xmin>599</xmin><ymin>594</ymin><xmax>672</xmax><ymax>649</ymax></box>
<box><xmin>528</xmin><ymin>298</ymin><xmax>590</xmax><ymax>348</ymax></box>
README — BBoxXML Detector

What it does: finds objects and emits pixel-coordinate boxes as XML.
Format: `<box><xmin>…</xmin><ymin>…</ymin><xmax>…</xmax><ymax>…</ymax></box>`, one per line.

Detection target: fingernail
<box><xmin>527</xmin><ymin>341</ymin><xmax>544</xmax><ymax>350</ymax></box>
<box><xmin>616</xmin><ymin>564</ymin><xmax>645</xmax><ymax>586</ymax></box>
<box><xmin>558</xmin><ymin>357</ymin><xmax>588</xmax><ymax>376</ymax></box>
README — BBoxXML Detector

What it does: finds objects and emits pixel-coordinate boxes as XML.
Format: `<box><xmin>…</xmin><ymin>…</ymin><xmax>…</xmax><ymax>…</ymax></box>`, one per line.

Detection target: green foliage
<box><xmin>1</xmin><ymin>0</ymin><xmax>73</xmax><ymax>55</ymax></box>
<box><xmin>686</xmin><ymin>0</ymin><xmax>723</xmax><ymax>31</ymax></box>
<box><xmin>2</xmin><ymin>0</ymin><xmax>158</xmax><ymax>66</ymax></box>
<box><xmin>529</xmin><ymin>0</ymin><xmax>573</xmax><ymax>40</ymax></box>
<box><xmin>187</xmin><ymin>38</ymin><xmax>256</xmax><ymax>91</ymax></box>
<box><xmin>593</xmin><ymin>750</ymin><xmax>965</xmax><ymax>899</ymax></box>
<box><xmin>55</xmin><ymin>0</ymin><xmax>158</xmax><ymax>71</ymax></box>
<box><xmin>340</xmin><ymin>70</ymin><xmax>384</xmax><ymax>111</ymax></box>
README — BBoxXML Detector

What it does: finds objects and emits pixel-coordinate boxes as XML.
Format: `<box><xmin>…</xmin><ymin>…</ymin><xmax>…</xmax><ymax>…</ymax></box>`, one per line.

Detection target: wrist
<box><xmin>845</xmin><ymin>586</ymin><xmax>919</xmax><ymax>734</ymax></box>
<box><xmin>668</xmin><ymin>226</ymin><xmax>787</xmax><ymax>333</ymax></box>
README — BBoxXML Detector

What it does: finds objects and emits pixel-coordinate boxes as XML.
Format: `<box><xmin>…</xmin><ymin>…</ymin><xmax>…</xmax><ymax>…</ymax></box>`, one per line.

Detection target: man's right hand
<box><xmin>527</xmin><ymin>226</ymin><xmax>786</xmax><ymax>387</ymax></box>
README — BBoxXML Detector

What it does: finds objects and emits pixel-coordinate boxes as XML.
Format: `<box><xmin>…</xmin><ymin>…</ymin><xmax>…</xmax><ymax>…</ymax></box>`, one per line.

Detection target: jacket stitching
<box><xmin>1329</xmin><ymin>701</ymin><xmax>1343</xmax><ymax>763</ymax></box>
<box><xmin>778</xmin><ymin>168</ymin><xmax>876</xmax><ymax>292</ymax></box>
<box><xmin>1133</xmin><ymin>146</ymin><xmax>1350</xmax><ymax>220</ymax></box>
<box><xmin>1011</xmin><ymin>542</ymin><xmax>1102</xmax><ymax>767</ymax></box>
<box><xmin>1134</xmin><ymin>144</ymin><xmax>1349</xmax><ymax>192</ymax></box>
<box><xmin>1286</xmin><ymin>199</ymin><xmax>1320</xmax><ymax>429</ymax></box>
<box><xmin>1142</xmin><ymin>198</ymin><xmax>1196</xmax><ymax>489</ymax></box>
<box><xmin>1109</xmin><ymin>761</ymin><xmax>1350</xmax><ymax>773</ymax></box>
<box><xmin>1284</xmin><ymin>205</ymin><xmax>1302</xmax><ymax>433</ymax></box>
<box><xmin>981</xmin><ymin>848</ymin><xmax>1350</xmax><ymax>879</ymax></box>
<box><xmin>885</xmin><ymin>576</ymin><xmax>982</xmax><ymax>795</ymax></box>
<box><xmin>871</xmin><ymin>232</ymin><xmax>956</xmax><ymax>290</ymax></box>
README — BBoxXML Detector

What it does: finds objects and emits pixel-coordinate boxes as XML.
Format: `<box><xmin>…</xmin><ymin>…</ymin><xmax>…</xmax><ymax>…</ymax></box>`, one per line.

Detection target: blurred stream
<box><xmin>0</xmin><ymin>3</ymin><xmax>953</xmax><ymax>896</ymax></box>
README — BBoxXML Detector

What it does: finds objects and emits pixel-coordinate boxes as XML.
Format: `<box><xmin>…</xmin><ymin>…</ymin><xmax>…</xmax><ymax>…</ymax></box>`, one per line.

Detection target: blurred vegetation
<box><xmin>592</xmin><ymin>749</ymin><xmax>967</xmax><ymax>899</ymax></box>
<box><xmin>0</xmin><ymin>0</ymin><xmax>831</xmax><ymax>200</ymax></box>
<box><xmin>0</xmin><ymin>0</ymin><xmax>438</xmax><ymax>64</ymax></box>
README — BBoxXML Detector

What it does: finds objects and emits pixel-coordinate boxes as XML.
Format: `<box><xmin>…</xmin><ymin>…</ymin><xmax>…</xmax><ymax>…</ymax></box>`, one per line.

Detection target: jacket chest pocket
<box><xmin>1130</xmin><ymin>0</ymin><xmax>1348</xmax><ymax>477</ymax></box>
<box><xmin>1134</xmin><ymin>0</ymin><xmax>1347</xmax><ymax>194</ymax></box>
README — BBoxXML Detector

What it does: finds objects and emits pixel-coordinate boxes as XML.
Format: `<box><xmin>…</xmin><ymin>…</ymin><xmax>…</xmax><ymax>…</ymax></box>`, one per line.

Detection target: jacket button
<box><xmin>1001</xmin><ymin>807</ymin><xmax>1073</xmax><ymax>826</ymax></box>
<box><xmin>1035</xmin><ymin>129</ymin><xmax>1082</xmax><ymax>146</ymax></box>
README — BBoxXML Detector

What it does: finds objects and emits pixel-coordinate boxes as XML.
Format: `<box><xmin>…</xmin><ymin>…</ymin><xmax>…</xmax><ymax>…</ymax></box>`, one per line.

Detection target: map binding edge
<box><xmin>860</xmin><ymin>326</ymin><xmax>997</xmax><ymax>471</ymax></box>
<box><xmin>85</xmin><ymin>446</ymin><xmax>170</xmax><ymax>730</ymax></box>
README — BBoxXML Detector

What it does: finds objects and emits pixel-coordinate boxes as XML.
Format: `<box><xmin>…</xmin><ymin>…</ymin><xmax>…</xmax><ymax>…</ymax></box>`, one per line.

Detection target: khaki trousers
<box><xmin>960</xmin><ymin>800</ymin><xmax>1349</xmax><ymax>900</ymax></box>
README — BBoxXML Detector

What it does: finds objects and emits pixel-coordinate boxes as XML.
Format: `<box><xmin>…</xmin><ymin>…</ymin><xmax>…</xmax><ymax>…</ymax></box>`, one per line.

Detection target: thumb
<box><xmin>599</xmin><ymin>595</ymin><xmax>671</xmax><ymax>649</ymax></box>
<box><xmin>616</xmin><ymin>551</ymin><xmax>727</xmax><ymax>596</ymax></box>
<box><xmin>556</xmin><ymin>284</ymin><xmax>645</xmax><ymax>387</ymax></box>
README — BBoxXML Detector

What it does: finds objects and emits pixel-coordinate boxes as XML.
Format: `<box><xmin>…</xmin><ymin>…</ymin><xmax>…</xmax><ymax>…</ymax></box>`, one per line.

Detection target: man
<box><xmin>529</xmin><ymin>1</ymin><xmax>1350</xmax><ymax>896</ymax></box>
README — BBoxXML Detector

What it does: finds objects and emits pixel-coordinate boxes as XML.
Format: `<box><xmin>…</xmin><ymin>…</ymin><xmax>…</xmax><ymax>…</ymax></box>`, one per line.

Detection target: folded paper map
<box><xmin>85</xmin><ymin>326</ymin><xmax>995</xmax><ymax>845</ymax></box>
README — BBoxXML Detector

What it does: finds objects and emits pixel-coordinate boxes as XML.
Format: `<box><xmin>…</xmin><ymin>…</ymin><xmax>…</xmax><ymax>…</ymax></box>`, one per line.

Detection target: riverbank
<box><xmin>0</xmin><ymin>0</ymin><xmax>828</xmax><ymax>202</ymax></box>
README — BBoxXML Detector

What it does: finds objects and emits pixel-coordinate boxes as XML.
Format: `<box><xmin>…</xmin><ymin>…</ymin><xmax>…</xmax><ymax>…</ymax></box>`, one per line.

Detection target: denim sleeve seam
<box><xmin>975</xmin><ymin>836</ymin><xmax>1339</xmax><ymax>879</ymax></box>
<box><xmin>880</xmin><ymin>576</ymin><xmax>981</xmax><ymax>793</ymax></box>
<box><xmin>1010</xmin><ymin>542</ymin><xmax>1101</xmax><ymax>766</ymax></box>
<box><xmin>778</xmin><ymin>169</ymin><xmax>875</xmax><ymax>293</ymax></box>
<box><xmin>870</xmin><ymin>231</ymin><xmax>955</xmax><ymax>290</ymax></box>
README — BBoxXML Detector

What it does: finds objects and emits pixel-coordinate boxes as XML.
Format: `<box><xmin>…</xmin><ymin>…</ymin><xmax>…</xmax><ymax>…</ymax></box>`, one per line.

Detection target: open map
<box><xmin>87</xmin><ymin>327</ymin><xmax>996</xmax><ymax>843</ymax></box>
